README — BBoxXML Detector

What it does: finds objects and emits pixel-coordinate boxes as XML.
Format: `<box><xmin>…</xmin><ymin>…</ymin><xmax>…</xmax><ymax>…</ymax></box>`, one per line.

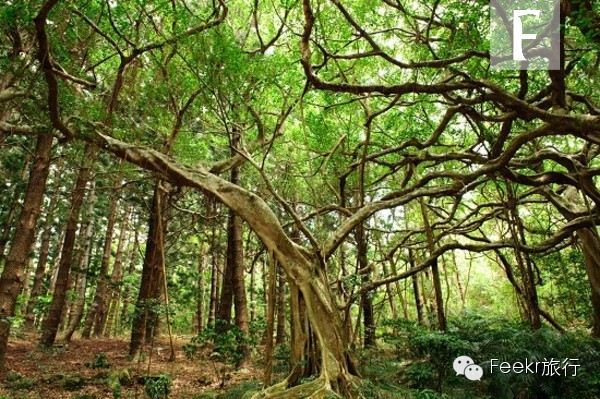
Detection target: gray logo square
<box><xmin>490</xmin><ymin>0</ymin><xmax>561</xmax><ymax>70</ymax></box>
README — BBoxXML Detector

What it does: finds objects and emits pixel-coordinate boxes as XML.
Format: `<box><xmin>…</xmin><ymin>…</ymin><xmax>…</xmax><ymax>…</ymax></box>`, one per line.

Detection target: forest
<box><xmin>1</xmin><ymin>0</ymin><xmax>600</xmax><ymax>398</ymax></box>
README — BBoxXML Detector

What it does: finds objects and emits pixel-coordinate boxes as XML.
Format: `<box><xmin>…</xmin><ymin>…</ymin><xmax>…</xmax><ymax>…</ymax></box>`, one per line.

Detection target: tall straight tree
<box><xmin>82</xmin><ymin>176</ymin><xmax>120</xmax><ymax>338</ymax></box>
<box><xmin>63</xmin><ymin>184</ymin><xmax>97</xmax><ymax>342</ymax></box>
<box><xmin>129</xmin><ymin>88</ymin><xmax>202</xmax><ymax>356</ymax></box>
<box><xmin>216</xmin><ymin>128</ymin><xmax>249</xmax><ymax>337</ymax></box>
<box><xmin>23</xmin><ymin>160</ymin><xmax>62</xmax><ymax>330</ymax></box>
<box><xmin>40</xmin><ymin>144</ymin><xmax>96</xmax><ymax>346</ymax></box>
<box><xmin>0</xmin><ymin>132</ymin><xmax>53</xmax><ymax>368</ymax></box>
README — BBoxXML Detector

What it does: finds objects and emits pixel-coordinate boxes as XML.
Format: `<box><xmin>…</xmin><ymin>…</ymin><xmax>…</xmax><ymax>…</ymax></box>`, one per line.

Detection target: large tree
<box><xmin>2</xmin><ymin>0</ymin><xmax>600</xmax><ymax>397</ymax></box>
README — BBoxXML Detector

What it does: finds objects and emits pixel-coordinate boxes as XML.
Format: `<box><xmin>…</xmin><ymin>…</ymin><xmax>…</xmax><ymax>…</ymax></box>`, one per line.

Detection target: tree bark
<box><xmin>420</xmin><ymin>199</ymin><xmax>447</xmax><ymax>330</ymax></box>
<box><xmin>355</xmin><ymin>223</ymin><xmax>375</xmax><ymax>347</ymax></box>
<box><xmin>63</xmin><ymin>184</ymin><xmax>97</xmax><ymax>342</ymax></box>
<box><xmin>40</xmin><ymin>144</ymin><xmax>96</xmax><ymax>347</ymax></box>
<box><xmin>409</xmin><ymin>250</ymin><xmax>424</xmax><ymax>325</ymax></box>
<box><xmin>0</xmin><ymin>156</ymin><xmax>31</xmax><ymax>263</ymax></box>
<box><xmin>82</xmin><ymin>182</ymin><xmax>120</xmax><ymax>338</ymax></box>
<box><xmin>119</xmin><ymin>223</ymin><xmax>140</xmax><ymax>336</ymax></box>
<box><xmin>506</xmin><ymin>193</ymin><xmax>542</xmax><ymax>329</ymax></box>
<box><xmin>275</xmin><ymin>266</ymin><xmax>287</xmax><ymax>344</ymax></box>
<box><xmin>75</xmin><ymin>132</ymin><xmax>364</xmax><ymax>396</ymax></box>
<box><xmin>216</xmin><ymin>211</ymin><xmax>235</xmax><ymax>326</ymax></box>
<box><xmin>129</xmin><ymin>185</ymin><xmax>166</xmax><ymax>356</ymax></box>
<box><xmin>0</xmin><ymin>132</ymin><xmax>53</xmax><ymax>368</ymax></box>
<box><xmin>575</xmin><ymin>228</ymin><xmax>600</xmax><ymax>337</ymax></box>
<box><xmin>207</xmin><ymin>199</ymin><xmax>219</xmax><ymax>328</ymax></box>
<box><xmin>196</xmin><ymin>242</ymin><xmax>206</xmax><ymax>333</ymax></box>
<box><xmin>232</xmin><ymin>213</ymin><xmax>249</xmax><ymax>345</ymax></box>
<box><xmin>263</xmin><ymin>251</ymin><xmax>277</xmax><ymax>386</ymax></box>
<box><xmin>216</xmin><ymin>134</ymin><xmax>249</xmax><ymax>360</ymax></box>
<box><xmin>24</xmin><ymin>161</ymin><xmax>62</xmax><ymax>330</ymax></box>
<box><xmin>103</xmin><ymin>207</ymin><xmax>130</xmax><ymax>337</ymax></box>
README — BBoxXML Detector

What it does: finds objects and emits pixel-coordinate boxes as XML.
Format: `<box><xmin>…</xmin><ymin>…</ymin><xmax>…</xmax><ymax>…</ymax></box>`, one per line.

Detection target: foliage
<box><xmin>4</xmin><ymin>371</ymin><xmax>35</xmax><ymax>390</ymax></box>
<box><xmin>143</xmin><ymin>374</ymin><xmax>172</xmax><ymax>399</ymax></box>
<box><xmin>382</xmin><ymin>314</ymin><xmax>600</xmax><ymax>398</ymax></box>
<box><xmin>192</xmin><ymin>321</ymin><xmax>252</xmax><ymax>367</ymax></box>
<box><xmin>217</xmin><ymin>380</ymin><xmax>261</xmax><ymax>399</ymax></box>
<box><xmin>86</xmin><ymin>352</ymin><xmax>111</xmax><ymax>369</ymax></box>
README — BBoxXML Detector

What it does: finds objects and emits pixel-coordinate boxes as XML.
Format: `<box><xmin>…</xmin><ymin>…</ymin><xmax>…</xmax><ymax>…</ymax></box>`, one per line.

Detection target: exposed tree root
<box><xmin>250</xmin><ymin>372</ymin><xmax>364</xmax><ymax>399</ymax></box>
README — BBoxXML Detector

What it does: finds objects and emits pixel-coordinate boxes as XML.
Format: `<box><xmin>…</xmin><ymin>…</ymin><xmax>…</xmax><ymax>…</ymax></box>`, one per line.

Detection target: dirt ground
<box><xmin>0</xmin><ymin>335</ymin><xmax>261</xmax><ymax>399</ymax></box>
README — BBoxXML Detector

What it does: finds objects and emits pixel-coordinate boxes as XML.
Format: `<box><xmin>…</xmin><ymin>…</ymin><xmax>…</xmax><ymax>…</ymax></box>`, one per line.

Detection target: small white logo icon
<box><xmin>453</xmin><ymin>356</ymin><xmax>483</xmax><ymax>381</ymax></box>
<box><xmin>512</xmin><ymin>9</ymin><xmax>541</xmax><ymax>61</ymax></box>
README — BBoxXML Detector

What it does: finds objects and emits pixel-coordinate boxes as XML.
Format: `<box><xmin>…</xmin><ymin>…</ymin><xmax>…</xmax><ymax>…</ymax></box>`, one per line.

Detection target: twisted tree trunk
<box><xmin>81</xmin><ymin>132</ymin><xmax>364</xmax><ymax>397</ymax></box>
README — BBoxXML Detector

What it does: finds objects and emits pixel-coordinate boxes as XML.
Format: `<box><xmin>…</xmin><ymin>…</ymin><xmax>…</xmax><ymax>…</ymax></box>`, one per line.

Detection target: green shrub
<box><xmin>143</xmin><ymin>373</ymin><xmax>172</xmax><ymax>399</ymax></box>
<box><xmin>86</xmin><ymin>352</ymin><xmax>111</xmax><ymax>369</ymax></box>
<box><xmin>381</xmin><ymin>313</ymin><xmax>600</xmax><ymax>398</ymax></box>
<box><xmin>61</xmin><ymin>374</ymin><xmax>86</xmax><ymax>391</ymax></box>
<box><xmin>5</xmin><ymin>371</ymin><xmax>35</xmax><ymax>390</ymax></box>
<box><xmin>194</xmin><ymin>321</ymin><xmax>252</xmax><ymax>367</ymax></box>
<box><xmin>217</xmin><ymin>380</ymin><xmax>261</xmax><ymax>399</ymax></box>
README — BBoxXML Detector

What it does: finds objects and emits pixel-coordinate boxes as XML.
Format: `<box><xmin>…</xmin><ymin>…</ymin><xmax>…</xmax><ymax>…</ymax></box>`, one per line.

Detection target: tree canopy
<box><xmin>1</xmin><ymin>0</ymin><xmax>600</xmax><ymax>398</ymax></box>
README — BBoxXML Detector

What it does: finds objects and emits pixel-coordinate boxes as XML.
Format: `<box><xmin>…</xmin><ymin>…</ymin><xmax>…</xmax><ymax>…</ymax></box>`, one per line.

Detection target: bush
<box><xmin>5</xmin><ymin>371</ymin><xmax>35</xmax><ymax>390</ymax></box>
<box><xmin>188</xmin><ymin>321</ymin><xmax>253</xmax><ymax>387</ymax></box>
<box><xmin>61</xmin><ymin>374</ymin><xmax>86</xmax><ymax>391</ymax></box>
<box><xmin>143</xmin><ymin>373</ymin><xmax>172</xmax><ymax>399</ymax></box>
<box><xmin>381</xmin><ymin>313</ymin><xmax>600</xmax><ymax>398</ymax></box>
<box><xmin>217</xmin><ymin>380</ymin><xmax>261</xmax><ymax>399</ymax></box>
<box><xmin>86</xmin><ymin>352</ymin><xmax>111</xmax><ymax>369</ymax></box>
<box><xmin>194</xmin><ymin>321</ymin><xmax>252</xmax><ymax>367</ymax></box>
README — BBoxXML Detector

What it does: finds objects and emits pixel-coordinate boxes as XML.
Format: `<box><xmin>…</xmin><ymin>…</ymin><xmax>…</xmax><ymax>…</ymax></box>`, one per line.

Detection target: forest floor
<box><xmin>1</xmin><ymin>335</ymin><xmax>262</xmax><ymax>399</ymax></box>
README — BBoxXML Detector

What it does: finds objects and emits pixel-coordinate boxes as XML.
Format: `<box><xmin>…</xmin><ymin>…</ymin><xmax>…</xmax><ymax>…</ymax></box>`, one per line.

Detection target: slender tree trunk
<box><xmin>275</xmin><ymin>266</ymin><xmax>286</xmax><ymax>344</ymax></box>
<box><xmin>82</xmin><ymin>180</ymin><xmax>120</xmax><ymax>338</ymax></box>
<box><xmin>196</xmin><ymin>242</ymin><xmax>206</xmax><ymax>334</ymax></box>
<box><xmin>388</xmin><ymin>258</ymin><xmax>409</xmax><ymax>319</ymax></box>
<box><xmin>575</xmin><ymin>228</ymin><xmax>600</xmax><ymax>337</ymax></box>
<box><xmin>40</xmin><ymin>144</ymin><xmax>96</xmax><ymax>347</ymax></box>
<box><xmin>381</xmin><ymin>260</ymin><xmax>399</xmax><ymax>319</ymax></box>
<box><xmin>355</xmin><ymin>223</ymin><xmax>375</xmax><ymax>347</ymax></box>
<box><xmin>205</xmin><ymin>198</ymin><xmax>219</xmax><ymax>328</ymax></box>
<box><xmin>232</xmin><ymin>215</ymin><xmax>249</xmax><ymax>348</ymax></box>
<box><xmin>216</xmin><ymin>160</ymin><xmax>245</xmax><ymax>330</ymax></box>
<box><xmin>0</xmin><ymin>156</ymin><xmax>31</xmax><ymax>263</ymax></box>
<box><xmin>249</xmin><ymin>259</ymin><xmax>256</xmax><ymax>324</ymax></box>
<box><xmin>451</xmin><ymin>251</ymin><xmax>467</xmax><ymax>310</ymax></box>
<box><xmin>119</xmin><ymin>223</ymin><xmax>139</xmax><ymax>336</ymax></box>
<box><xmin>216</xmin><ymin>142</ymin><xmax>249</xmax><ymax>359</ymax></box>
<box><xmin>507</xmin><ymin>204</ymin><xmax>542</xmax><ymax>329</ymax></box>
<box><xmin>63</xmin><ymin>185</ymin><xmax>97</xmax><ymax>341</ymax></box>
<box><xmin>129</xmin><ymin>185</ymin><xmax>166</xmax><ymax>356</ymax></box>
<box><xmin>103</xmin><ymin>207</ymin><xmax>130</xmax><ymax>337</ymax></box>
<box><xmin>494</xmin><ymin>250</ymin><xmax>564</xmax><ymax>332</ymax></box>
<box><xmin>19</xmin><ymin>258</ymin><xmax>34</xmax><ymax>316</ymax></box>
<box><xmin>216</xmin><ymin>211</ymin><xmax>235</xmax><ymax>326</ymax></box>
<box><xmin>0</xmin><ymin>133</ymin><xmax>53</xmax><ymax>367</ymax></box>
<box><xmin>263</xmin><ymin>251</ymin><xmax>277</xmax><ymax>385</ymax></box>
<box><xmin>24</xmin><ymin>162</ymin><xmax>62</xmax><ymax>330</ymax></box>
<box><xmin>409</xmin><ymin>250</ymin><xmax>424</xmax><ymax>325</ymax></box>
<box><xmin>420</xmin><ymin>199</ymin><xmax>447</xmax><ymax>330</ymax></box>
<box><xmin>551</xmin><ymin>188</ymin><xmax>600</xmax><ymax>337</ymax></box>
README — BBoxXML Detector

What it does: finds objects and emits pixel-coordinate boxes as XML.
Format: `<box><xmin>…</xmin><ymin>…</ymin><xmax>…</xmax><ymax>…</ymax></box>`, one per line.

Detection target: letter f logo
<box><xmin>513</xmin><ymin>10</ymin><xmax>540</xmax><ymax>61</ymax></box>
